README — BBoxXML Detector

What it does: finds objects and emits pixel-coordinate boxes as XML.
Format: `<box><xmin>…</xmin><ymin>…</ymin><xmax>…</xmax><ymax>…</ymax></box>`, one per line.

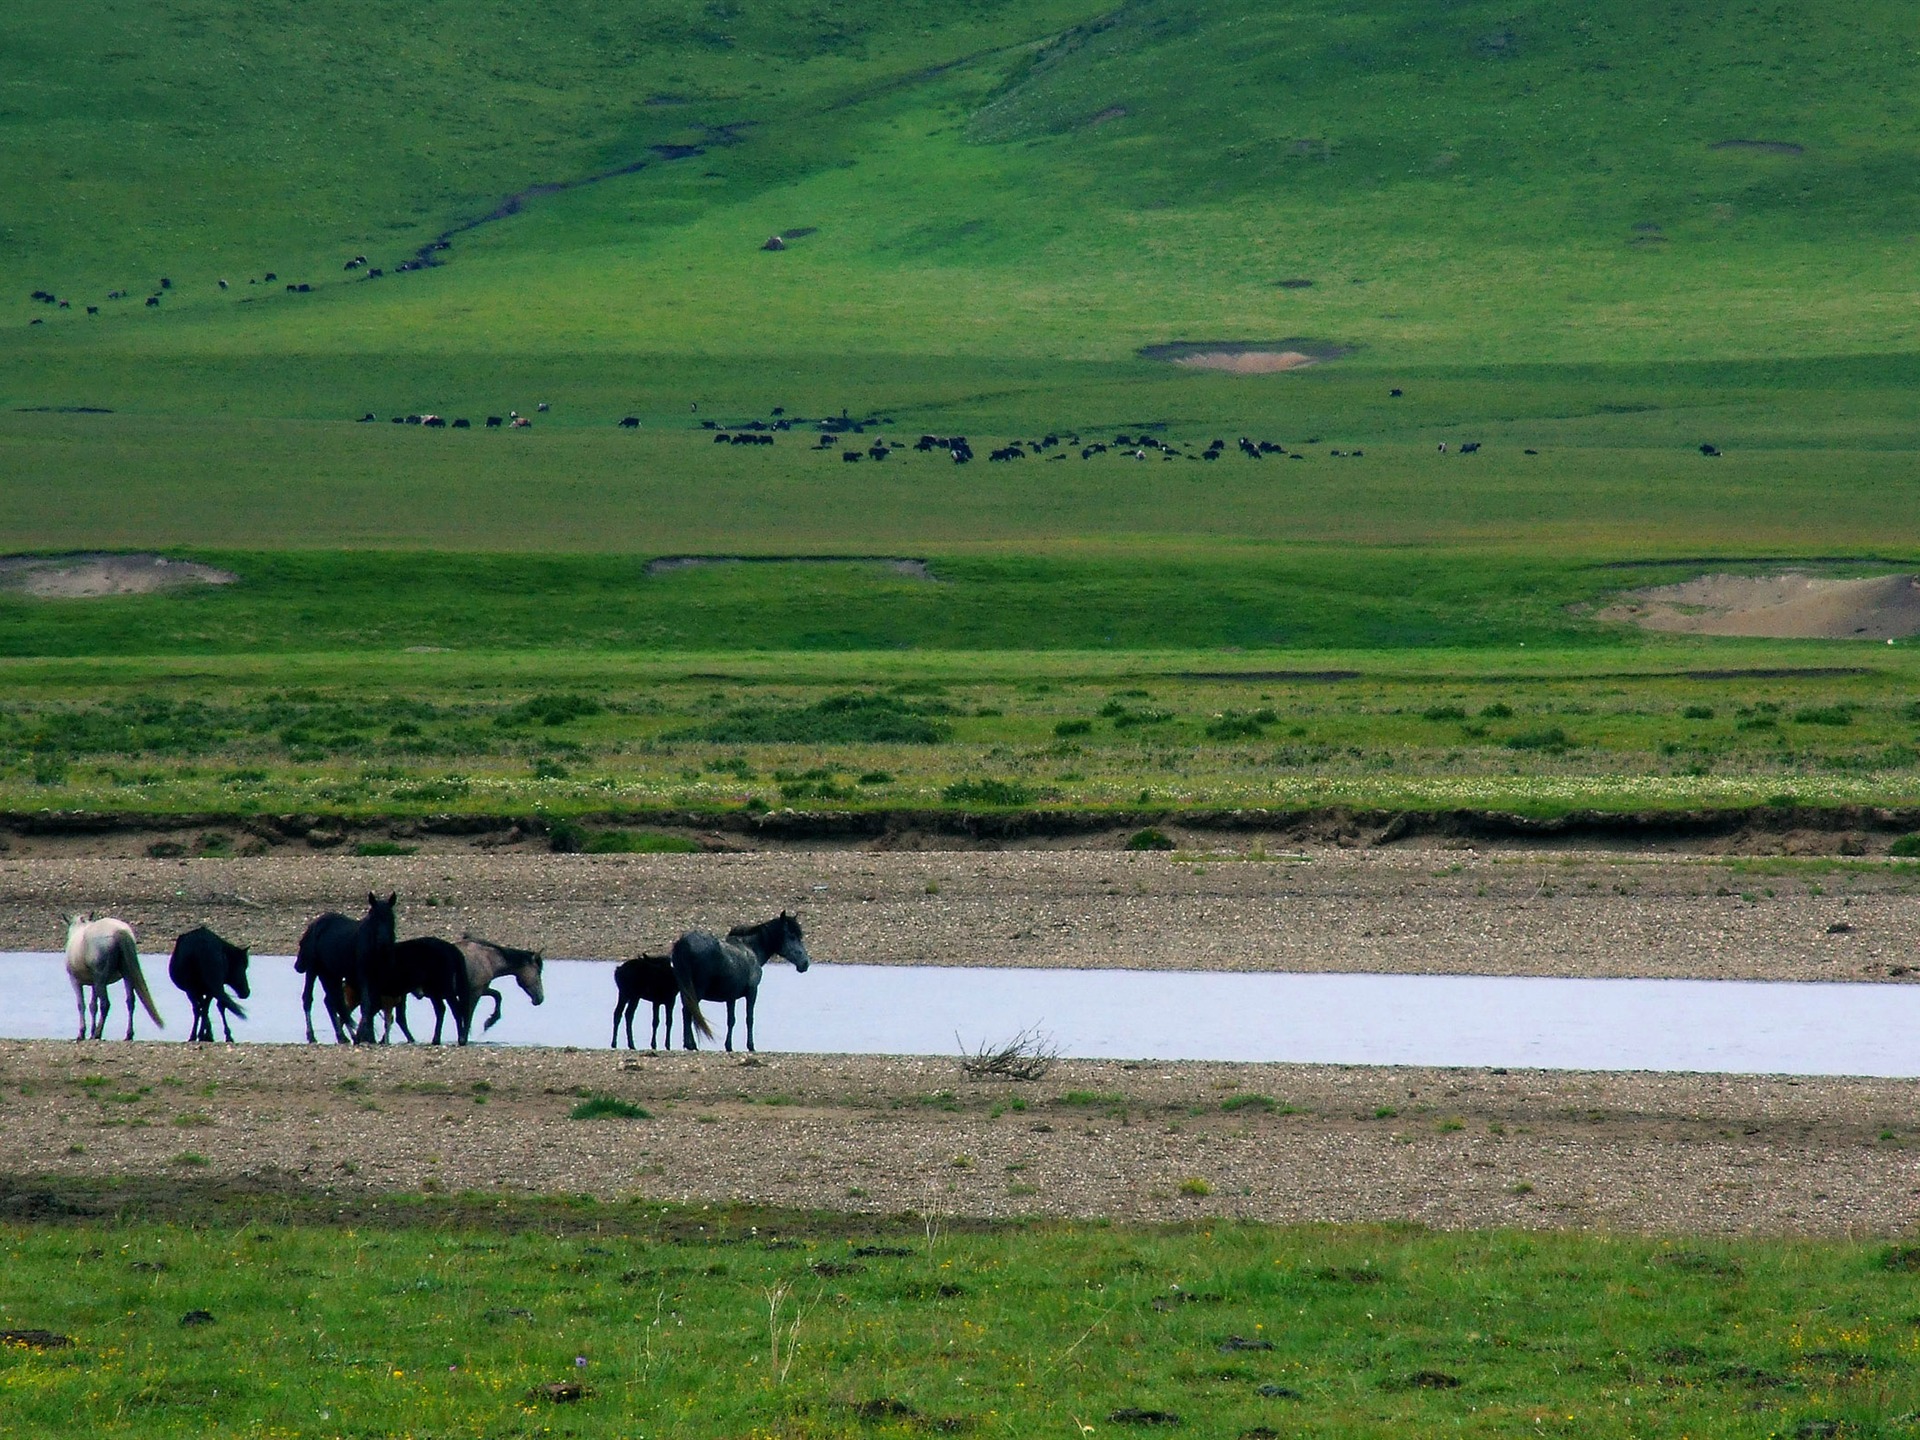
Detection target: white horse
<box><xmin>65</xmin><ymin>914</ymin><xmax>164</xmax><ymax>1041</ymax></box>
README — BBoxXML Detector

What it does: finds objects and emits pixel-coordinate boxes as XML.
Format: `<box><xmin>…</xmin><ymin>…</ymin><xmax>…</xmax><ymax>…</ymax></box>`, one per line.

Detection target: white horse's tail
<box><xmin>117</xmin><ymin>933</ymin><xmax>164</xmax><ymax>1028</ymax></box>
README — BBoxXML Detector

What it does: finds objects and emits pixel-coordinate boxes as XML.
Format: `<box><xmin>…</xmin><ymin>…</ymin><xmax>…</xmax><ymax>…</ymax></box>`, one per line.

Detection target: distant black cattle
<box><xmin>28</xmin><ymin>317</ymin><xmax>41</xmax><ymax>325</ymax></box>
<box><xmin>486</xmin><ymin>416</ymin><xmax>503</xmax><ymax>428</ymax></box>
<box><xmin>868</xmin><ymin>444</ymin><xmax>888</xmax><ymax>460</ymax></box>
<box><xmin>160</xmin><ymin>277</ymin><xmax>171</xmax><ymax>289</ymax></box>
<box><xmin>145</xmin><ymin>296</ymin><xmax>159</xmax><ymax>307</ymax></box>
<box><xmin>536</xmin><ymin>402</ymin><xmax>550</xmax><ymax>412</ymax></box>
<box><xmin>391</xmin><ymin>416</ymin><xmax>405</xmax><ymax>424</ymax></box>
<box><xmin>1459</xmin><ymin>442</ymin><xmax>1481</xmax><ymax>454</ymax></box>
<box><xmin>842</xmin><ymin>451</ymin><xmax>861</xmax><ymax>462</ymax></box>
<box><xmin>405</xmin><ymin>415</ymin><xmax>423</xmax><ymax>425</ymax></box>
<box><xmin>86</xmin><ymin>306</ymin><xmax>97</xmax><ymax>314</ymax></box>
<box><xmin>264</xmin><ymin>272</ymin><xmax>276</xmax><ymax>281</ymax></box>
<box><xmin>367</xmin><ymin>268</ymin><xmax>383</xmax><ymax>278</ymax></box>
<box><xmin>715</xmin><ymin>432</ymin><xmax>731</xmax><ymax>443</ymax></box>
<box><xmin>218</xmin><ymin>279</ymin><xmax>228</xmax><ymax>289</ymax></box>
<box><xmin>452</xmin><ymin>418</ymin><xmax>470</xmax><ymax>428</ymax></box>
<box><xmin>1390</xmin><ymin>388</ymin><xmax>1403</xmax><ymax>397</ymax></box>
<box><xmin>358</xmin><ymin>412</ymin><xmax>377</xmax><ymax>423</ymax></box>
<box><xmin>619</xmin><ymin>416</ymin><xmax>640</xmax><ymax>428</ymax></box>
<box><xmin>1699</xmin><ymin>443</ymin><xmax>1720</xmax><ymax>456</ymax></box>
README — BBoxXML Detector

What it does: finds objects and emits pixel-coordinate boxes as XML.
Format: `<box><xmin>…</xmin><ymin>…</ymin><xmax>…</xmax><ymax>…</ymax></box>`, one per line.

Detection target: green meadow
<box><xmin>6</xmin><ymin>1199</ymin><xmax>1920</xmax><ymax>1439</ymax></box>
<box><xmin>1</xmin><ymin>0</ymin><xmax>1917</xmax><ymax>817</ymax></box>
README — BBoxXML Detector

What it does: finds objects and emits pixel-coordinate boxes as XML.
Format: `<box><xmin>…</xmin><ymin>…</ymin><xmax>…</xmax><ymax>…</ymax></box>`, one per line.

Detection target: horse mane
<box><xmin>726</xmin><ymin>915</ymin><xmax>781</xmax><ymax>940</ymax></box>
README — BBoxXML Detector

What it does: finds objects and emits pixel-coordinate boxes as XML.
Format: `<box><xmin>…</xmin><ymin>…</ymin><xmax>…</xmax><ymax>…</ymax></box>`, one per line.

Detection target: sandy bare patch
<box><xmin>1599</xmin><ymin>572</ymin><xmax>1920</xmax><ymax>639</ymax></box>
<box><xmin>1175</xmin><ymin>350</ymin><xmax>1319</xmax><ymax>373</ymax></box>
<box><xmin>0</xmin><ymin>553</ymin><xmax>237</xmax><ymax>599</ymax></box>
<box><xmin>1140</xmin><ymin>339</ymin><xmax>1347</xmax><ymax>374</ymax></box>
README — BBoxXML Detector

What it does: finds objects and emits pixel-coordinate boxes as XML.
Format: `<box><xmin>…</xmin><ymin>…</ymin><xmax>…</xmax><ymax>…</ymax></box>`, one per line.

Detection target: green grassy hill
<box><xmin>5</xmin><ymin>0</ymin><xmax>1916</xmax><ymax>383</ymax></box>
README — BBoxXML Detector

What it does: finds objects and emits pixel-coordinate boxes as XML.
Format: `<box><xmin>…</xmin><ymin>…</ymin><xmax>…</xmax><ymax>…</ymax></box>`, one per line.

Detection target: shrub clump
<box><xmin>679</xmin><ymin>693</ymin><xmax>949</xmax><ymax>745</ymax></box>
<box><xmin>1126</xmin><ymin>827</ymin><xmax>1175</xmax><ymax>851</ymax></box>
<box><xmin>1889</xmin><ymin>835</ymin><xmax>1920</xmax><ymax>858</ymax></box>
<box><xmin>943</xmin><ymin>778</ymin><xmax>1035</xmax><ymax>806</ymax></box>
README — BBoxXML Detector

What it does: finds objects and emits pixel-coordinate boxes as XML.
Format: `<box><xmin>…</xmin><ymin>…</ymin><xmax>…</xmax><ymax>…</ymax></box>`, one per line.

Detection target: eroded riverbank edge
<box><xmin>3</xmin><ymin>1041</ymin><xmax>1916</xmax><ymax>1237</ymax></box>
<box><xmin>5</xmin><ymin>800</ymin><xmax>1920</xmax><ymax>857</ymax></box>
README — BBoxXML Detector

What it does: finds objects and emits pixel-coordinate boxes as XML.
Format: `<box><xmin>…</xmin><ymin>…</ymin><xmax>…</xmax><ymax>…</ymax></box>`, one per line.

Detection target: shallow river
<box><xmin>9</xmin><ymin>954</ymin><xmax>1920</xmax><ymax>1076</ymax></box>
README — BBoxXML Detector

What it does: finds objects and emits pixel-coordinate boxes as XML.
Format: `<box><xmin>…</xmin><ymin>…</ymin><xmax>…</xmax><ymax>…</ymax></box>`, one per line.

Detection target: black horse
<box><xmin>670</xmin><ymin>912</ymin><xmax>812</xmax><ymax>1052</ymax></box>
<box><xmin>295</xmin><ymin>893</ymin><xmax>397</xmax><ymax>1044</ymax></box>
<box><xmin>350</xmin><ymin>936</ymin><xmax>474</xmax><ymax>1046</ymax></box>
<box><xmin>611</xmin><ymin>953</ymin><xmax>678</xmax><ymax>1050</ymax></box>
<box><xmin>167</xmin><ymin>925</ymin><xmax>250</xmax><ymax>1043</ymax></box>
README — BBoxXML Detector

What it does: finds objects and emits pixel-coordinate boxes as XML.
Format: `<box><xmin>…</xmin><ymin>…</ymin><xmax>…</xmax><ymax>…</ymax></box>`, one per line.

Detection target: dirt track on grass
<box><xmin>1</xmin><ymin>847</ymin><xmax>1915</xmax><ymax>983</ymax></box>
<box><xmin>4</xmin><ymin>1040</ymin><xmax>1917</xmax><ymax>1236</ymax></box>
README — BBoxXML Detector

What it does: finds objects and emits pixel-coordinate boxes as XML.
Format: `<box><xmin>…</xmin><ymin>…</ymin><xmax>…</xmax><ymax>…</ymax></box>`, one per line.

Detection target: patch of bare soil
<box><xmin>1598</xmin><ymin>572</ymin><xmax>1920</xmax><ymax>639</ymax></box>
<box><xmin>0</xmin><ymin>553</ymin><xmax>237</xmax><ymax>598</ymax></box>
<box><xmin>1</xmin><ymin>1040</ymin><xmax>1912</xmax><ymax>1235</ymax></box>
<box><xmin>2</xmin><ymin>848</ymin><xmax>1918</xmax><ymax>984</ymax></box>
<box><xmin>1139</xmin><ymin>339</ymin><xmax>1348</xmax><ymax>373</ymax></box>
<box><xmin>644</xmin><ymin>555</ymin><xmax>933</xmax><ymax>580</ymax></box>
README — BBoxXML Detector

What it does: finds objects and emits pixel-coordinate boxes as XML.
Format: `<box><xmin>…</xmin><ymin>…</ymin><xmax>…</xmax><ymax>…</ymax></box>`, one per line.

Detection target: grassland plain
<box><xmin>2</xmin><ymin>0</ymin><xmax>1919</xmax><ymax>823</ymax></box>
<box><xmin>9</xmin><ymin>1204</ymin><xmax>1920</xmax><ymax>1440</ymax></box>
<box><xmin>5</xmin><ymin>642</ymin><xmax>1920</xmax><ymax>821</ymax></box>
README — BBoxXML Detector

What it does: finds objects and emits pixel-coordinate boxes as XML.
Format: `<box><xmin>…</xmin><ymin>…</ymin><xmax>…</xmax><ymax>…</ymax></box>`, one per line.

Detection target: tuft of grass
<box><xmin>353</xmin><ymin>841</ymin><xmax>418</xmax><ymax>857</ymax></box>
<box><xmin>1126</xmin><ymin>827</ymin><xmax>1175</xmax><ymax>851</ymax></box>
<box><xmin>569</xmin><ymin>1094</ymin><xmax>651</xmax><ymax>1121</ymax></box>
<box><xmin>1890</xmin><ymin>835</ymin><xmax>1920</xmax><ymax>858</ymax></box>
<box><xmin>1176</xmin><ymin>1177</ymin><xmax>1213</xmax><ymax>1197</ymax></box>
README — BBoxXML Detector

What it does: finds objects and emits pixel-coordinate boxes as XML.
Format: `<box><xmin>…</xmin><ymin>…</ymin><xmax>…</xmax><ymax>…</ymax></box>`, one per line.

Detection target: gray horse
<box><xmin>670</xmin><ymin>911</ymin><xmax>811</xmax><ymax>1052</ymax></box>
<box><xmin>65</xmin><ymin>914</ymin><xmax>164</xmax><ymax>1041</ymax></box>
<box><xmin>457</xmin><ymin>935</ymin><xmax>545</xmax><ymax>1034</ymax></box>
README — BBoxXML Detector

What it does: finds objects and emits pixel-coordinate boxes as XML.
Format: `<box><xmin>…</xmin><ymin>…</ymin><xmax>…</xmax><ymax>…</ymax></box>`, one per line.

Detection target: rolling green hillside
<box><xmin>3</xmin><ymin>0</ymin><xmax>1916</xmax><ymax>382</ymax></box>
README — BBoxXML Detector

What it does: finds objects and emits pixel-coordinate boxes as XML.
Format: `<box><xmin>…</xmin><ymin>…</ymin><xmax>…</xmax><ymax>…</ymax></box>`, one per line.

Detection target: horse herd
<box><xmin>60</xmin><ymin>899</ymin><xmax>813</xmax><ymax>1053</ymax></box>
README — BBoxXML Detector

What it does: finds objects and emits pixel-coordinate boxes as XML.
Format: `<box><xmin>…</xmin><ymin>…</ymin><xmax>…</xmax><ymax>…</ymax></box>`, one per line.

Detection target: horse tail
<box><xmin>677</xmin><ymin>973</ymin><xmax>715</xmax><ymax>1040</ymax></box>
<box><xmin>119</xmin><ymin>934</ymin><xmax>164</xmax><ymax>1028</ymax></box>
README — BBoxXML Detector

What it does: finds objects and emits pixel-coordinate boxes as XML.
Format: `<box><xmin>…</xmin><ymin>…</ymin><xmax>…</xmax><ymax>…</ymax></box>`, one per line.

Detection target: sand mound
<box><xmin>0</xmin><ymin>553</ymin><xmax>238</xmax><ymax>598</ymax></box>
<box><xmin>1599</xmin><ymin>572</ymin><xmax>1920</xmax><ymax>639</ymax></box>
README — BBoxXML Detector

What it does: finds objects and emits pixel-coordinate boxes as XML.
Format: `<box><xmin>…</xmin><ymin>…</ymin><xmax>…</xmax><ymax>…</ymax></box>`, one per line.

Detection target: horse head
<box><xmin>228</xmin><ymin>944</ymin><xmax>252</xmax><ymax>1000</ymax></box>
<box><xmin>364</xmin><ymin>892</ymin><xmax>398</xmax><ymax>952</ymax></box>
<box><xmin>517</xmin><ymin>950</ymin><xmax>547</xmax><ymax>1005</ymax></box>
<box><xmin>777</xmin><ymin>911</ymin><xmax>811</xmax><ymax>972</ymax></box>
<box><xmin>63</xmin><ymin>912</ymin><xmax>91</xmax><ymax>938</ymax></box>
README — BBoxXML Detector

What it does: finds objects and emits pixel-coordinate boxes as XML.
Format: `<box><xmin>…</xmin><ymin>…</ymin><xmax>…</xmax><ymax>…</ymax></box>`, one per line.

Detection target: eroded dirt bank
<box><xmin>3</xmin><ymin>1041</ymin><xmax>1916</xmax><ymax>1237</ymax></box>
<box><xmin>2</xmin><ymin>847</ymin><xmax>1915</xmax><ymax>982</ymax></box>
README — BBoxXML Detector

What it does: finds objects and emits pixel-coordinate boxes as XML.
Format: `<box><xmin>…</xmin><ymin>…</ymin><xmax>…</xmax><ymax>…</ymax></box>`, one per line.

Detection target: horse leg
<box><xmin>217</xmin><ymin>997</ymin><xmax>235</xmax><ymax>1044</ymax></box>
<box><xmin>429</xmin><ymin>997</ymin><xmax>446</xmax><ymax>1046</ymax></box>
<box><xmin>454</xmin><ymin>995</ymin><xmax>470</xmax><ymax>1047</ymax></box>
<box><xmin>744</xmin><ymin>988</ymin><xmax>756</xmax><ymax>1054</ymax></box>
<box><xmin>611</xmin><ymin>997</ymin><xmax>625</xmax><ymax>1050</ymax></box>
<box><xmin>300</xmin><ymin>973</ymin><xmax>318</xmax><ymax>1043</ymax></box>
<box><xmin>122</xmin><ymin>978</ymin><xmax>137</xmax><ymax>1041</ymax></box>
<box><xmin>71</xmin><ymin>976</ymin><xmax>87</xmax><ymax>1042</ymax></box>
<box><xmin>93</xmin><ymin>986</ymin><xmax>110</xmax><ymax>1041</ymax></box>
<box><xmin>394</xmin><ymin>1000</ymin><xmax>416</xmax><ymax>1044</ymax></box>
<box><xmin>483</xmin><ymin>988</ymin><xmax>503</xmax><ymax>1031</ymax></box>
<box><xmin>724</xmin><ymin>999</ymin><xmax>736</xmax><ymax>1053</ymax></box>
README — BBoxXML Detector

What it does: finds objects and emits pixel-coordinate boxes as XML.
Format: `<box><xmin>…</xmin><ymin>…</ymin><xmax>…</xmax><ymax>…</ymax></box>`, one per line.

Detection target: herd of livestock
<box><xmin>59</xmin><ymin>897</ymin><xmax>813</xmax><ymax>1055</ymax></box>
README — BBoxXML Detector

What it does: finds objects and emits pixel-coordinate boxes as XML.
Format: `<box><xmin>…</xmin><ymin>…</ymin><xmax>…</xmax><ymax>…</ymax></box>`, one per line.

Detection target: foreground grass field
<box><xmin>4</xmin><ymin>1197</ymin><xmax>1920</xmax><ymax>1438</ymax></box>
